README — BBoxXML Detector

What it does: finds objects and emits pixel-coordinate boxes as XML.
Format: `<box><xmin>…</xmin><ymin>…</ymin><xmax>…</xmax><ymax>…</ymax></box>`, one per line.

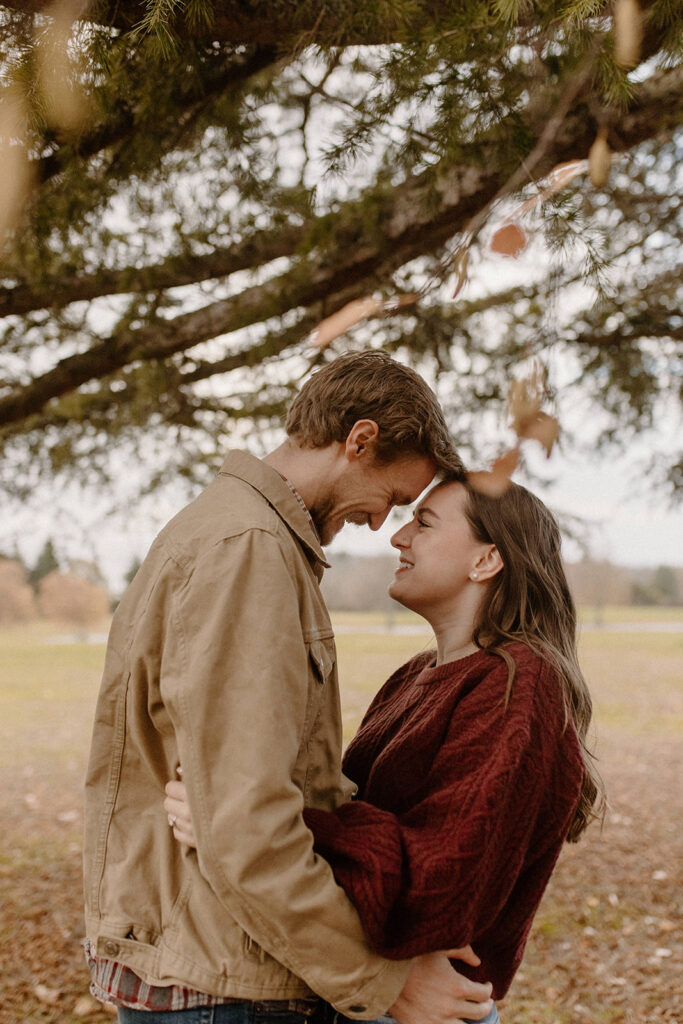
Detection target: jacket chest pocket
<box><xmin>302</xmin><ymin>635</ymin><xmax>336</xmax><ymax>749</ymax></box>
<box><xmin>307</xmin><ymin>636</ymin><xmax>336</xmax><ymax>686</ymax></box>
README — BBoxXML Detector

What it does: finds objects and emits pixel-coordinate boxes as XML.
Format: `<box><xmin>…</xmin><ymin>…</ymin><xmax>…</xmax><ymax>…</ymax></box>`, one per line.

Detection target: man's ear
<box><xmin>471</xmin><ymin>545</ymin><xmax>503</xmax><ymax>582</ymax></box>
<box><xmin>344</xmin><ymin>420</ymin><xmax>380</xmax><ymax>460</ymax></box>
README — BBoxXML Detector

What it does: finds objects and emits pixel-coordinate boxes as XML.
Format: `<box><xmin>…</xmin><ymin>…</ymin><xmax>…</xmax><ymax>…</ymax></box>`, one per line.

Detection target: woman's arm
<box><xmin>303</xmin><ymin>662</ymin><xmax>582</xmax><ymax>961</ymax></box>
<box><xmin>165</xmin><ymin>659</ymin><xmax>582</xmax><ymax>965</ymax></box>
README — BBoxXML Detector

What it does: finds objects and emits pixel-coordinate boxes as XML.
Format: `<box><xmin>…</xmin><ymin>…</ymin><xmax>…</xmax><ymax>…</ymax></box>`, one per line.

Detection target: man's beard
<box><xmin>309</xmin><ymin>495</ymin><xmax>337</xmax><ymax>547</ymax></box>
<box><xmin>311</xmin><ymin>505</ymin><xmax>370</xmax><ymax>546</ymax></box>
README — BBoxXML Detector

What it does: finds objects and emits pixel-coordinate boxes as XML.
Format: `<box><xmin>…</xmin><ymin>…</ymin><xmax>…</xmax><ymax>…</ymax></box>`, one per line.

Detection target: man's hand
<box><xmin>164</xmin><ymin>776</ymin><xmax>197</xmax><ymax>848</ymax></box>
<box><xmin>389</xmin><ymin>947</ymin><xmax>493</xmax><ymax>1024</ymax></box>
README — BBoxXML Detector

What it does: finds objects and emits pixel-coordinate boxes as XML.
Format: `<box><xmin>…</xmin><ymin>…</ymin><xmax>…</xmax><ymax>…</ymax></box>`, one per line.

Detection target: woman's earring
<box><xmin>470</xmin><ymin>572</ymin><xmax>479</xmax><ymax>580</ymax></box>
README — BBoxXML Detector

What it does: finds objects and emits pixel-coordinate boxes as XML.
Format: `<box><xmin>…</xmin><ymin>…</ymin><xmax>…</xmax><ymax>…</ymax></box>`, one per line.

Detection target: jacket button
<box><xmin>349</xmin><ymin>1007</ymin><xmax>367</xmax><ymax>1014</ymax></box>
<box><xmin>103</xmin><ymin>941</ymin><xmax>120</xmax><ymax>957</ymax></box>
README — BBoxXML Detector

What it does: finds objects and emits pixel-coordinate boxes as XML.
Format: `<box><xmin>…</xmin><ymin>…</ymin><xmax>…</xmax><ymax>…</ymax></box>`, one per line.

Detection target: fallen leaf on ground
<box><xmin>34</xmin><ymin>982</ymin><xmax>60</xmax><ymax>1005</ymax></box>
<box><xmin>73</xmin><ymin>994</ymin><xmax>99</xmax><ymax>1016</ymax></box>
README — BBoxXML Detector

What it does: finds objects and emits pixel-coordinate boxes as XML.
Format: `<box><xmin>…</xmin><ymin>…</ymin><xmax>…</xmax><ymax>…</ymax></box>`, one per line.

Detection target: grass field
<box><xmin>1</xmin><ymin>611</ymin><xmax>681</xmax><ymax>1024</ymax></box>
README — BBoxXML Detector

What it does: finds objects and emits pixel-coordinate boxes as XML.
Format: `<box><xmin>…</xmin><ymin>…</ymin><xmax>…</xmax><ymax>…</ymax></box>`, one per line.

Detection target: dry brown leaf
<box><xmin>506</xmin><ymin>160</ymin><xmax>589</xmax><ymax>229</ymax></box>
<box><xmin>309</xmin><ymin>293</ymin><xmax>418</xmax><ymax>349</ymax></box>
<box><xmin>507</xmin><ymin>366</ymin><xmax>558</xmax><ymax>456</ymax></box>
<box><xmin>512</xmin><ymin>160</ymin><xmax>588</xmax><ymax>221</ymax></box>
<box><xmin>310</xmin><ymin>297</ymin><xmax>382</xmax><ymax>348</ymax></box>
<box><xmin>452</xmin><ymin>247</ymin><xmax>470</xmax><ymax>298</ymax></box>
<box><xmin>35</xmin><ymin>0</ymin><xmax>89</xmax><ymax>132</ymax></box>
<box><xmin>490</xmin><ymin>222</ymin><xmax>528</xmax><ymax>258</ymax></box>
<box><xmin>588</xmin><ymin>132</ymin><xmax>611</xmax><ymax>188</ymax></box>
<box><xmin>614</xmin><ymin>0</ymin><xmax>643</xmax><ymax>68</ymax></box>
<box><xmin>467</xmin><ymin>448</ymin><xmax>520</xmax><ymax>496</ymax></box>
<box><xmin>508</xmin><ymin>369</ymin><xmax>544</xmax><ymax>436</ymax></box>
<box><xmin>518</xmin><ymin>411</ymin><xmax>560</xmax><ymax>457</ymax></box>
<box><xmin>73</xmin><ymin>995</ymin><xmax>99</xmax><ymax>1017</ymax></box>
<box><xmin>34</xmin><ymin>983</ymin><xmax>61</xmax><ymax>1005</ymax></box>
<box><xmin>383</xmin><ymin>292</ymin><xmax>420</xmax><ymax>313</ymax></box>
<box><xmin>0</xmin><ymin>86</ymin><xmax>34</xmax><ymax>249</ymax></box>
<box><xmin>545</xmin><ymin>159</ymin><xmax>588</xmax><ymax>192</ymax></box>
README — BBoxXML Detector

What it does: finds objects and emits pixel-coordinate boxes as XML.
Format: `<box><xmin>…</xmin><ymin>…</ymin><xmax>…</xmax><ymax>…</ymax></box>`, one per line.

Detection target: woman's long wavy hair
<box><xmin>462</xmin><ymin>479</ymin><xmax>605</xmax><ymax>842</ymax></box>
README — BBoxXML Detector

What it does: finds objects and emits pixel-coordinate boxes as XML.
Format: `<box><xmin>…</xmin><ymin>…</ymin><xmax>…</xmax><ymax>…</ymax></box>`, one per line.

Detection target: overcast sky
<box><xmin>4</xmin><ymin>52</ymin><xmax>680</xmax><ymax>594</ymax></box>
<box><xmin>7</xmin><ymin>419</ymin><xmax>681</xmax><ymax>596</ymax></box>
<box><xmin>326</xmin><ymin>439</ymin><xmax>683</xmax><ymax>570</ymax></box>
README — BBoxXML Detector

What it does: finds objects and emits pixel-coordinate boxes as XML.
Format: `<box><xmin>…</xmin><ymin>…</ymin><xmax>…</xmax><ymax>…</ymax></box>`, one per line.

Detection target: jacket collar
<box><xmin>218</xmin><ymin>450</ymin><xmax>330</xmax><ymax>569</ymax></box>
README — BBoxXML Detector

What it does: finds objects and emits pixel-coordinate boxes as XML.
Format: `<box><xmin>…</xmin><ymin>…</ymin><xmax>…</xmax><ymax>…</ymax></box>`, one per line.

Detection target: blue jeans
<box><xmin>464</xmin><ymin>1004</ymin><xmax>500</xmax><ymax>1024</ymax></box>
<box><xmin>118</xmin><ymin>1005</ymin><xmax>318</xmax><ymax>1024</ymax></box>
<box><xmin>326</xmin><ymin>1005</ymin><xmax>500</xmax><ymax>1024</ymax></box>
<box><xmin>117</xmin><ymin>1002</ymin><xmax>500</xmax><ymax>1024</ymax></box>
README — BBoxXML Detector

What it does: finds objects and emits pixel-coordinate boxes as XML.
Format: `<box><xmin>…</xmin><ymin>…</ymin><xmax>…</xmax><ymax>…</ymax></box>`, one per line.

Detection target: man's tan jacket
<box><xmin>83</xmin><ymin>451</ymin><xmax>410</xmax><ymax>1017</ymax></box>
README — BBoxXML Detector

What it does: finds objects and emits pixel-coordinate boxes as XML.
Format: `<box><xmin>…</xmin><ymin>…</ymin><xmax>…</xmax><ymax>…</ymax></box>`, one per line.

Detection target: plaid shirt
<box><xmin>85</xmin><ymin>938</ymin><xmax>233</xmax><ymax>1011</ymax></box>
<box><xmin>85</xmin><ymin>476</ymin><xmax>322</xmax><ymax>1012</ymax></box>
<box><xmin>85</xmin><ymin>940</ymin><xmax>320</xmax><ymax>1014</ymax></box>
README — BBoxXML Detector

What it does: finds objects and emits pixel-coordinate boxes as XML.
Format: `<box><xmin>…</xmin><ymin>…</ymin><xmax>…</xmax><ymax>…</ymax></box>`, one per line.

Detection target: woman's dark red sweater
<box><xmin>303</xmin><ymin>642</ymin><xmax>584</xmax><ymax>999</ymax></box>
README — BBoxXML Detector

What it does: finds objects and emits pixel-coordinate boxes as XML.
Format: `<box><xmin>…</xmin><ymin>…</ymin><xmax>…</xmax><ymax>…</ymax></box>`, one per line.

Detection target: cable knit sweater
<box><xmin>303</xmin><ymin>642</ymin><xmax>584</xmax><ymax>999</ymax></box>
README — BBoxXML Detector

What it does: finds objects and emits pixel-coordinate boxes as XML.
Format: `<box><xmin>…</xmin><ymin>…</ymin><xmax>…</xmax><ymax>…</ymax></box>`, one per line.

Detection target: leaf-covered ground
<box><xmin>1</xmin><ymin>624</ymin><xmax>681</xmax><ymax>1023</ymax></box>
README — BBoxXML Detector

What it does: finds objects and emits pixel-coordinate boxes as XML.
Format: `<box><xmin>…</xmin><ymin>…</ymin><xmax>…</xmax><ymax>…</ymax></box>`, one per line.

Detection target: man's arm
<box><xmin>164</xmin><ymin>778</ymin><xmax>494</xmax><ymax>1024</ymax></box>
<box><xmin>161</xmin><ymin>527</ymin><xmax>409</xmax><ymax>1017</ymax></box>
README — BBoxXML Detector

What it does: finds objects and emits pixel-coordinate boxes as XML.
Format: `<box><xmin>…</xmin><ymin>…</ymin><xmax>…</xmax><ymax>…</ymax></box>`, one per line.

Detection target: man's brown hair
<box><xmin>286</xmin><ymin>351</ymin><xmax>465</xmax><ymax>478</ymax></box>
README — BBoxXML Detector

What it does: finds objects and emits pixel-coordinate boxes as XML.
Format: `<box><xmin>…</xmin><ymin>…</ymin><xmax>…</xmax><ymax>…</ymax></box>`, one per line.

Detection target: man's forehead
<box><xmin>383</xmin><ymin>464</ymin><xmax>435</xmax><ymax>509</ymax></box>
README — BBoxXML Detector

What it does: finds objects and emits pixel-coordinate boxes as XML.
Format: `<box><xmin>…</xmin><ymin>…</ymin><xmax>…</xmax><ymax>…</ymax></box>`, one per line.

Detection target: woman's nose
<box><xmin>391</xmin><ymin>522</ymin><xmax>411</xmax><ymax>548</ymax></box>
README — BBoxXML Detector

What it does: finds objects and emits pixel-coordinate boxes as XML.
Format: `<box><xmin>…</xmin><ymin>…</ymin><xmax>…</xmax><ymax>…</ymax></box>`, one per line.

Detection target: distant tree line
<box><xmin>0</xmin><ymin>544</ymin><xmax>680</xmax><ymax>629</ymax></box>
<box><xmin>0</xmin><ymin>539</ymin><xmax>110</xmax><ymax>630</ymax></box>
<box><xmin>322</xmin><ymin>553</ymin><xmax>683</xmax><ymax>613</ymax></box>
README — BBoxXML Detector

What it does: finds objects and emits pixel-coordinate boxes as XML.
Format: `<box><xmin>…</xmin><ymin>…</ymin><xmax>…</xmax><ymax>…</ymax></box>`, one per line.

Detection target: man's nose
<box><xmin>369</xmin><ymin>508</ymin><xmax>392</xmax><ymax>531</ymax></box>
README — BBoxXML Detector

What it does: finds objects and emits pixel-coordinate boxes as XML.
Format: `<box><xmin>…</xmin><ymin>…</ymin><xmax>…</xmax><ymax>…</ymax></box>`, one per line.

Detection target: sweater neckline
<box><xmin>413</xmin><ymin>646</ymin><xmax>488</xmax><ymax>684</ymax></box>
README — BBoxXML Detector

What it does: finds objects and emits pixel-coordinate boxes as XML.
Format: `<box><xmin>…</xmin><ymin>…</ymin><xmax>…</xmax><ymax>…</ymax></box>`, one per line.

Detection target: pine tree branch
<box><xmin>1</xmin><ymin>63</ymin><xmax>680</xmax><ymax>430</ymax></box>
<box><xmin>0</xmin><ymin>2</ymin><xmax>488</xmax><ymax>45</ymax></box>
<box><xmin>35</xmin><ymin>44</ymin><xmax>280</xmax><ymax>184</ymax></box>
<box><xmin>0</xmin><ymin>223</ymin><xmax>306</xmax><ymax>317</ymax></box>
<box><xmin>2</xmin><ymin>0</ymin><xmax>670</xmax><ymax>47</ymax></box>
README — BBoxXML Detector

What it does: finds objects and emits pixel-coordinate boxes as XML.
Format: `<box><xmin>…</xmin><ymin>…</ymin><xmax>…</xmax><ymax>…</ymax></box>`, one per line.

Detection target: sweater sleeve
<box><xmin>303</xmin><ymin>657</ymin><xmax>574</xmax><ymax>959</ymax></box>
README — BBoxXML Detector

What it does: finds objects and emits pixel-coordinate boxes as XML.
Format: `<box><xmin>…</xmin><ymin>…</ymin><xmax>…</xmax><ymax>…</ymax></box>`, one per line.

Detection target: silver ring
<box><xmin>168</xmin><ymin>815</ymin><xmax>177</xmax><ymax>828</ymax></box>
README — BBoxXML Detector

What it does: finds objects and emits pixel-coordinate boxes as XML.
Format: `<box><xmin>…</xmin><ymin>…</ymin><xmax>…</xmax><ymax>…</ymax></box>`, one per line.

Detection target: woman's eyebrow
<box><xmin>415</xmin><ymin>504</ymin><xmax>440</xmax><ymax>520</ymax></box>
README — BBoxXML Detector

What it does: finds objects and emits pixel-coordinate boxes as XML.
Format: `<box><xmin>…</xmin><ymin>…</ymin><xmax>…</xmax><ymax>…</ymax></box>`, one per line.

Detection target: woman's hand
<box><xmin>164</xmin><ymin>776</ymin><xmax>197</xmax><ymax>848</ymax></box>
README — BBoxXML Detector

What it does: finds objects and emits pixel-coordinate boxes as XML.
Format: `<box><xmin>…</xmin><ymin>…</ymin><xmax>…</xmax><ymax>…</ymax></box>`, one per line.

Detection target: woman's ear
<box><xmin>470</xmin><ymin>545</ymin><xmax>503</xmax><ymax>582</ymax></box>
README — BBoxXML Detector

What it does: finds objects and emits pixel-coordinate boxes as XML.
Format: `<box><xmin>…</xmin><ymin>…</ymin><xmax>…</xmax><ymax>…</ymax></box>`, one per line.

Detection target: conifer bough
<box><xmin>0</xmin><ymin>0</ymin><xmax>680</xmax><ymax>501</ymax></box>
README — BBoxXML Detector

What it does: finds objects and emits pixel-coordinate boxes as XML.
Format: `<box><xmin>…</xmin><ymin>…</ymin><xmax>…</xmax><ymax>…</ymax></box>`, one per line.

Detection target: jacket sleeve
<box><xmin>303</xmin><ymin>661</ymin><xmax>577</xmax><ymax>959</ymax></box>
<box><xmin>160</xmin><ymin>527</ymin><xmax>410</xmax><ymax>1016</ymax></box>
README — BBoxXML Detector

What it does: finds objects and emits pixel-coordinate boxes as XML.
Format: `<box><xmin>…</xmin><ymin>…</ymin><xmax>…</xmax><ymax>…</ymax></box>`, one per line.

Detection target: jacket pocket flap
<box><xmin>308</xmin><ymin>638</ymin><xmax>335</xmax><ymax>683</ymax></box>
